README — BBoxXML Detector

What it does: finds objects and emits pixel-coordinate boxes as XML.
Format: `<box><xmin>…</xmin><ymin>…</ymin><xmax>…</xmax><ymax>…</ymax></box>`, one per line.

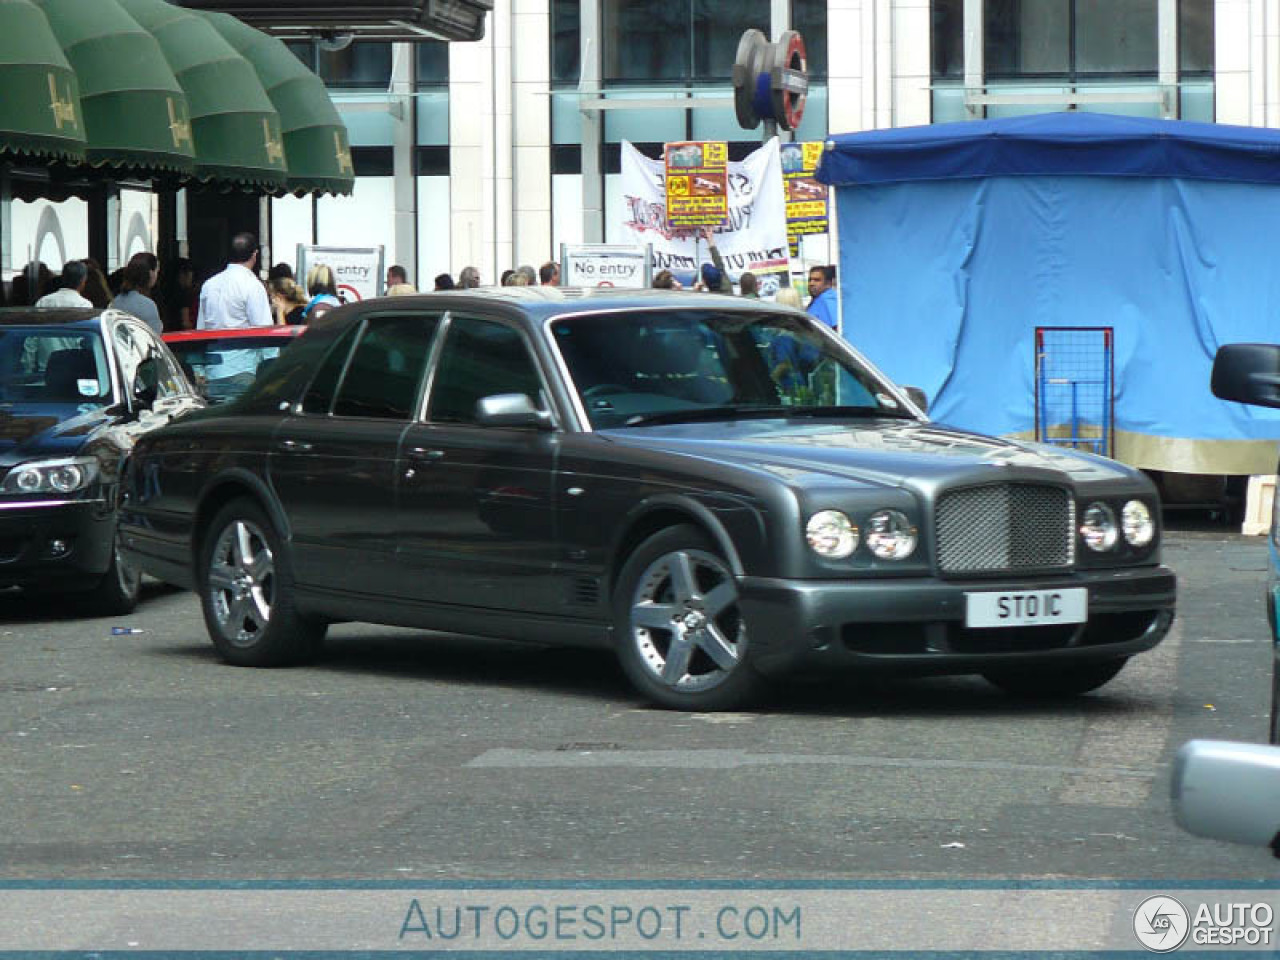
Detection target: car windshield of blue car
<box><xmin>0</xmin><ymin>328</ymin><xmax>113</xmax><ymax>407</ymax></box>
<box><xmin>551</xmin><ymin>310</ymin><xmax>914</xmax><ymax>429</ymax></box>
<box><xmin>167</xmin><ymin>337</ymin><xmax>289</xmax><ymax>405</ymax></box>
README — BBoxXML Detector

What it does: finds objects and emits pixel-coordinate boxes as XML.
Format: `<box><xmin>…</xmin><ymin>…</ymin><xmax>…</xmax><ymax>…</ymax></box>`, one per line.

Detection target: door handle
<box><xmin>278</xmin><ymin>439</ymin><xmax>313</xmax><ymax>452</ymax></box>
<box><xmin>407</xmin><ymin>446</ymin><xmax>445</xmax><ymax>462</ymax></box>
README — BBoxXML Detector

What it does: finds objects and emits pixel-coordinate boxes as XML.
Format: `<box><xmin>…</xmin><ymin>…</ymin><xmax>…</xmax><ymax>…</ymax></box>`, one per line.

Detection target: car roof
<box><xmin>338</xmin><ymin>287</ymin><xmax>787</xmax><ymax>324</ymax></box>
<box><xmin>0</xmin><ymin>307</ymin><xmax>109</xmax><ymax>327</ymax></box>
<box><xmin>162</xmin><ymin>325</ymin><xmax>306</xmax><ymax>343</ymax></box>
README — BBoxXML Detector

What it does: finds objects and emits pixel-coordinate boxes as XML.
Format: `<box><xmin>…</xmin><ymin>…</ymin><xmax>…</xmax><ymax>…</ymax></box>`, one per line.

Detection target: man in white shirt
<box><xmin>29</xmin><ymin>260</ymin><xmax>93</xmax><ymax>371</ymax></box>
<box><xmin>34</xmin><ymin>260</ymin><xmax>92</xmax><ymax>309</ymax></box>
<box><xmin>196</xmin><ymin>233</ymin><xmax>273</xmax><ymax>382</ymax></box>
<box><xmin>198</xmin><ymin>233</ymin><xmax>273</xmax><ymax>331</ymax></box>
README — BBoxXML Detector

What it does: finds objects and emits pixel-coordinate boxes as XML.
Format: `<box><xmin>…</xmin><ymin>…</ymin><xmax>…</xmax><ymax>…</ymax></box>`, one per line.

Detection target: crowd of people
<box><xmin>13</xmin><ymin>236</ymin><xmax>837</xmax><ymax>334</ymax></box>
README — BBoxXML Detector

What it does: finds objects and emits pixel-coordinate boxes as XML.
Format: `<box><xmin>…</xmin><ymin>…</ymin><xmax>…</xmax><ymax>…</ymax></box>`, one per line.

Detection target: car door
<box><xmin>110</xmin><ymin>318</ymin><xmax>203</xmax><ymax>429</ymax></box>
<box><xmin>394</xmin><ymin>313</ymin><xmax>562</xmax><ymax>614</ymax></box>
<box><xmin>269</xmin><ymin>311</ymin><xmax>440</xmax><ymax>596</ymax></box>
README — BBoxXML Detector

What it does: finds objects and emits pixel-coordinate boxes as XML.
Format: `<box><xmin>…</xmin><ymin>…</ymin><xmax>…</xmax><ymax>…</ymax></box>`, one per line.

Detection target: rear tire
<box><xmin>982</xmin><ymin>657</ymin><xmax>1128</xmax><ymax>697</ymax></box>
<box><xmin>198</xmin><ymin>498</ymin><xmax>325</xmax><ymax>667</ymax></box>
<box><xmin>612</xmin><ymin>524</ymin><xmax>766</xmax><ymax>711</ymax></box>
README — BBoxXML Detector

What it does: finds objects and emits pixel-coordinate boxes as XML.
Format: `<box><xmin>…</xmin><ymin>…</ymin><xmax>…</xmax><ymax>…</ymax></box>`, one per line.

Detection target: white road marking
<box><xmin>465</xmin><ymin>747</ymin><xmax>1156</xmax><ymax>779</ymax></box>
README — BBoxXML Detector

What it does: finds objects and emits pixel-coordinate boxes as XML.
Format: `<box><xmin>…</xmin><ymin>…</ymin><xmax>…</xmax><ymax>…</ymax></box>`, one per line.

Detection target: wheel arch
<box><xmin>192</xmin><ymin>470</ymin><xmax>290</xmax><ymax>569</ymax></box>
<box><xmin>607</xmin><ymin>495</ymin><xmax>747</xmax><ymax>601</ymax></box>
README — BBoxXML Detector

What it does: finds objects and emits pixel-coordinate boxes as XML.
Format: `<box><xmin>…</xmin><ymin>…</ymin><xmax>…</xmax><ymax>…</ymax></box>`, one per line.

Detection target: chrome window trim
<box><xmin>0</xmin><ymin>498</ymin><xmax>105</xmax><ymax>510</ymax></box>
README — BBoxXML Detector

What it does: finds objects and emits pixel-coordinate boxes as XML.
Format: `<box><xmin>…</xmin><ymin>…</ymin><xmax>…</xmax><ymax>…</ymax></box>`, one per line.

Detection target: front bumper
<box><xmin>0</xmin><ymin>498</ymin><xmax>116</xmax><ymax>588</ymax></box>
<box><xmin>738</xmin><ymin>564</ymin><xmax>1176</xmax><ymax>677</ymax></box>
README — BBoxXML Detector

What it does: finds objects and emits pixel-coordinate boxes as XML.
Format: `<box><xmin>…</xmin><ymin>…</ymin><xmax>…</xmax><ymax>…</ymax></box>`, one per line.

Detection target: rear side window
<box><xmin>301</xmin><ymin>324</ymin><xmax>360</xmax><ymax>414</ymax></box>
<box><xmin>427</xmin><ymin>316</ymin><xmax>543</xmax><ymax>424</ymax></box>
<box><xmin>333</xmin><ymin>314</ymin><xmax>440</xmax><ymax>420</ymax></box>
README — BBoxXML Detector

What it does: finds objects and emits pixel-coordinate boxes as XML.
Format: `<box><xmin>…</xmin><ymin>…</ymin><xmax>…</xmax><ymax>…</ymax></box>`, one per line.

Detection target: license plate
<box><xmin>964</xmin><ymin>588</ymin><xmax>1088</xmax><ymax>628</ymax></box>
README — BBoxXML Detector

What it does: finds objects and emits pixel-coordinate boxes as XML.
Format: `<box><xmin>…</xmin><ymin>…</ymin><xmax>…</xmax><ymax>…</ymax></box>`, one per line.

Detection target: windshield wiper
<box><xmin>622</xmin><ymin>405</ymin><xmax>791</xmax><ymax>427</ymax></box>
<box><xmin>783</xmin><ymin>405</ymin><xmax>917</xmax><ymax>420</ymax></box>
<box><xmin>621</xmin><ymin>404</ymin><xmax>915</xmax><ymax>427</ymax></box>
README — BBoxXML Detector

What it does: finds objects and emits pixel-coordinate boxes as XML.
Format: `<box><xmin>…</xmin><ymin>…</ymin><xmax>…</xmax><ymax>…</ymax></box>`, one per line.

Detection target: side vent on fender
<box><xmin>571</xmin><ymin>577</ymin><xmax>601</xmax><ymax>606</ymax></box>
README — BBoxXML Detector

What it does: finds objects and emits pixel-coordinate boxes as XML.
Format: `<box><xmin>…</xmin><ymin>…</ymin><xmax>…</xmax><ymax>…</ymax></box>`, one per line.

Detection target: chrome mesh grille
<box><xmin>936</xmin><ymin>484</ymin><xmax>1074</xmax><ymax>575</ymax></box>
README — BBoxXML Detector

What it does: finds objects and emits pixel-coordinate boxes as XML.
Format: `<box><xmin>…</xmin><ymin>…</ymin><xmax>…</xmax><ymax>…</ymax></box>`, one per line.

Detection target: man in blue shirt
<box><xmin>806</xmin><ymin>265</ymin><xmax>838</xmax><ymax>331</ymax></box>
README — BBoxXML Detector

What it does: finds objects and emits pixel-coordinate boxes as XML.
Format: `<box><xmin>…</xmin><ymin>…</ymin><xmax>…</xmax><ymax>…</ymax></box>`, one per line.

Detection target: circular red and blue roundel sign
<box><xmin>773</xmin><ymin>31</ymin><xmax>808</xmax><ymax>132</ymax></box>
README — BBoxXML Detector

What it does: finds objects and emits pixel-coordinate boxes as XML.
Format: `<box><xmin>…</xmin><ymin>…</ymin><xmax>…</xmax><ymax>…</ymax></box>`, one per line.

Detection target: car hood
<box><xmin>0</xmin><ymin>405</ymin><xmax>113</xmax><ymax>468</ymax></box>
<box><xmin>598</xmin><ymin>418</ymin><xmax>1136</xmax><ymax>490</ymax></box>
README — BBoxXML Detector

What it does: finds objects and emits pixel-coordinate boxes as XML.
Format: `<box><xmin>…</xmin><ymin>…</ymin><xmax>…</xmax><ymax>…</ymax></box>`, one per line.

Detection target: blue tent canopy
<box><xmin>817</xmin><ymin>111</ymin><xmax>1280</xmax><ymax>187</ymax></box>
<box><xmin>815</xmin><ymin>113</ymin><xmax>1280</xmax><ymax>475</ymax></box>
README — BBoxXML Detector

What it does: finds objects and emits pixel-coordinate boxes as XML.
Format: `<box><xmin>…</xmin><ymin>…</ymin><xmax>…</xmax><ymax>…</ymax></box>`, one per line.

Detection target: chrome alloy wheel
<box><xmin>206</xmin><ymin>519</ymin><xmax>275</xmax><ymax>647</ymax></box>
<box><xmin>627</xmin><ymin>547</ymin><xmax>745</xmax><ymax>692</ymax></box>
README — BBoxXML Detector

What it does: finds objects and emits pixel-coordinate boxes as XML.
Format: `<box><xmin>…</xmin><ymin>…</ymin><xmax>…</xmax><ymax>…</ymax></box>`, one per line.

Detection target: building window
<box><xmin>1179</xmin><ymin>0</ymin><xmax>1213</xmax><ymax>75</ymax></box>
<box><xmin>932</xmin><ymin>0</ymin><xmax>964</xmax><ymax>78</ymax></box>
<box><xmin>793</xmin><ymin>0</ymin><xmax>827</xmax><ymax>80</ymax></box>
<box><xmin>552</xmin><ymin>0</ymin><xmax>580</xmax><ymax>85</ymax></box>
<box><xmin>286</xmin><ymin>41</ymin><xmax>395</xmax><ymax>88</ymax></box>
<box><xmin>555</xmin><ymin>0</ymin><xmax>824</xmax><ymax>87</ymax></box>
<box><xmin>603</xmin><ymin>0</ymin><xmax>770</xmax><ymax>84</ymax></box>
<box><xmin>319</xmin><ymin>42</ymin><xmax>393</xmax><ymax>88</ymax></box>
<box><xmin>416</xmin><ymin>41</ymin><xmax>449</xmax><ymax>87</ymax></box>
<box><xmin>984</xmin><ymin>0</ymin><xmax>1157</xmax><ymax>80</ymax></box>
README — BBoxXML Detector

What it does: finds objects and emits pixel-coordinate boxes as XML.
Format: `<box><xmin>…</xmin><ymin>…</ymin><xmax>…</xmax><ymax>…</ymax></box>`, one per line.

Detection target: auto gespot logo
<box><xmin>1134</xmin><ymin>896</ymin><xmax>1275</xmax><ymax>951</ymax></box>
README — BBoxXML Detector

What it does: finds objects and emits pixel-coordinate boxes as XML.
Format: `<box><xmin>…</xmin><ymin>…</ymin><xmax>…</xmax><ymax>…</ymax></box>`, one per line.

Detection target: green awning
<box><xmin>118</xmin><ymin>0</ymin><xmax>287</xmax><ymax>191</ymax></box>
<box><xmin>0</xmin><ymin>0</ymin><xmax>85</xmax><ymax>163</ymax></box>
<box><xmin>31</xmin><ymin>0</ymin><xmax>195</xmax><ymax>175</ymax></box>
<box><xmin>197</xmin><ymin>8</ymin><xmax>355</xmax><ymax>196</ymax></box>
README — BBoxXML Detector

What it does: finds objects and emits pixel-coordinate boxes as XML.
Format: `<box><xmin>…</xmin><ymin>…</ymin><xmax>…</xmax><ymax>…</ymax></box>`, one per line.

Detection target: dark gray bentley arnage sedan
<box><xmin>120</xmin><ymin>288</ymin><xmax>1175</xmax><ymax>710</ymax></box>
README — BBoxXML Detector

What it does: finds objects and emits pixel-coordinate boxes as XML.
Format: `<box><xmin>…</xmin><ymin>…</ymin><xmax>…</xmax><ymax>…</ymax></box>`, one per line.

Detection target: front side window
<box><xmin>113</xmin><ymin>322</ymin><xmax>186</xmax><ymax>405</ymax></box>
<box><xmin>332</xmin><ymin>314</ymin><xmax>440</xmax><ymax>420</ymax></box>
<box><xmin>302</xmin><ymin>324</ymin><xmax>361</xmax><ymax>415</ymax></box>
<box><xmin>0</xmin><ymin>328</ymin><xmax>111</xmax><ymax>405</ymax></box>
<box><xmin>552</xmin><ymin>311</ymin><xmax>911</xmax><ymax>430</ymax></box>
<box><xmin>428</xmin><ymin>317</ymin><xmax>544</xmax><ymax>425</ymax></box>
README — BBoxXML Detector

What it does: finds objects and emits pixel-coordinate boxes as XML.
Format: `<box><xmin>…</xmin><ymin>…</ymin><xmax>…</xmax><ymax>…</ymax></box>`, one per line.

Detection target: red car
<box><xmin>162</xmin><ymin>326</ymin><xmax>306</xmax><ymax>405</ymax></box>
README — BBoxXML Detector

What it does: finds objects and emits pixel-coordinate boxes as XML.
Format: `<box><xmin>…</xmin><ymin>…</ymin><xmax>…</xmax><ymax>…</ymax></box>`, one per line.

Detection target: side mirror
<box><xmin>903</xmin><ymin>385</ymin><xmax>928</xmax><ymax>414</ymax></box>
<box><xmin>132</xmin><ymin>357</ymin><xmax>160</xmax><ymax>411</ymax></box>
<box><xmin>1173</xmin><ymin>740</ymin><xmax>1280</xmax><ymax>851</ymax></box>
<box><xmin>476</xmin><ymin>393</ymin><xmax>553</xmax><ymax>430</ymax></box>
<box><xmin>1211</xmin><ymin>343</ymin><xmax>1280</xmax><ymax>408</ymax></box>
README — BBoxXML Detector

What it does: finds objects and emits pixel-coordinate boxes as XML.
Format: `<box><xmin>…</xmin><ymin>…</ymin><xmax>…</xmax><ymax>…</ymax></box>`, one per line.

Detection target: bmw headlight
<box><xmin>865</xmin><ymin>509</ymin><xmax>918</xmax><ymax>560</ymax></box>
<box><xmin>1</xmin><ymin>458</ymin><xmax>99</xmax><ymax>495</ymax></box>
<box><xmin>806</xmin><ymin>510</ymin><xmax>858</xmax><ymax>559</ymax></box>
<box><xmin>1080</xmin><ymin>501</ymin><xmax>1118</xmax><ymax>552</ymax></box>
<box><xmin>1121</xmin><ymin>500</ymin><xmax>1155</xmax><ymax>547</ymax></box>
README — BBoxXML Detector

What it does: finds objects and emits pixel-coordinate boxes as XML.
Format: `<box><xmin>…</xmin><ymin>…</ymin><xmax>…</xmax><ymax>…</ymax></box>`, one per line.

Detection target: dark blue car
<box><xmin>0</xmin><ymin>307</ymin><xmax>201</xmax><ymax>613</ymax></box>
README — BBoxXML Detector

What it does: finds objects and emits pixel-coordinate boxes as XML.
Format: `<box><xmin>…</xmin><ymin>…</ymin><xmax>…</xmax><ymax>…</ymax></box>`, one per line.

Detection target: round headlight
<box><xmin>13</xmin><ymin>468</ymin><xmax>43</xmax><ymax>493</ymax></box>
<box><xmin>47</xmin><ymin>464</ymin><xmax>85</xmax><ymax>493</ymax></box>
<box><xmin>1122</xmin><ymin>499</ymin><xmax>1154</xmax><ymax>547</ymax></box>
<box><xmin>866</xmin><ymin>509</ymin><xmax>918</xmax><ymax>560</ymax></box>
<box><xmin>806</xmin><ymin>510</ymin><xmax>858</xmax><ymax>559</ymax></box>
<box><xmin>1080</xmin><ymin>502</ymin><xmax>1118</xmax><ymax>552</ymax></box>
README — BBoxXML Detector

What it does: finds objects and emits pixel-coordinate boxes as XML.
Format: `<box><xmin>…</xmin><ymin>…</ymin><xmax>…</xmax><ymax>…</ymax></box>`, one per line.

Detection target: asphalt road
<box><xmin>0</xmin><ymin>528</ymin><xmax>1275</xmax><ymax>882</ymax></box>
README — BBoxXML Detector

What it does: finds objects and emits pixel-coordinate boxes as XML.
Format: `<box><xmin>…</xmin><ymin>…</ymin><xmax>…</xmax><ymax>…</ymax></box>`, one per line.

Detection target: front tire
<box><xmin>79</xmin><ymin>534</ymin><xmax>142</xmax><ymax>616</ymax></box>
<box><xmin>199</xmin><ymin>498</ymin><xmax>325</xmax><ymax>667</ymax></box>
<box><xmin>612</xmin><ymin>524</ymin><xmax>766</xmax><ymax>711</ymax></box>
<box><xmin>982</xmin><ymin>657</ymin><xmax>1128</xmax><ymax>697</ymax></box>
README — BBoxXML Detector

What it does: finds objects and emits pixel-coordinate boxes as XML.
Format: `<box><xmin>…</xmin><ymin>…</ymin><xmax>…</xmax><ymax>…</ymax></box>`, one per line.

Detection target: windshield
<box><xmin>0</xmin><ymin>327</ymin><xmax>113</xmax><ymax>406</ymax></box>
<box><xmin>168</xmin><ymin>336</ymin><xmax>292</xmax><ymax>405</ymax></box>
<box><xmin>550</xmin><ymin>309</ymin><xmax>914</xmax><ymax>429</ymax></box>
